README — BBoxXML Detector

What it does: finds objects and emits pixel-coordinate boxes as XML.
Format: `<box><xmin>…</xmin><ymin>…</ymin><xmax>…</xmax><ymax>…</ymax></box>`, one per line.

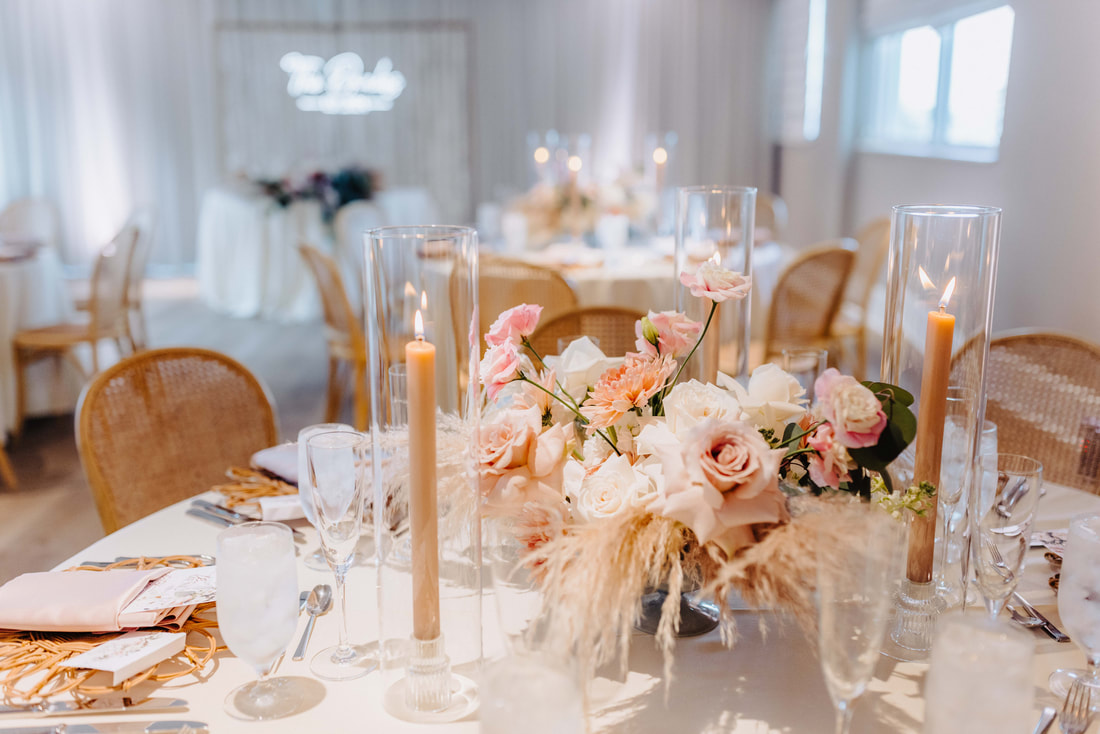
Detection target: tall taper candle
<box><xmin>906</xmin><ymin>278</ymin><xmax>956</xmax><ymax>583</ymax></box>
<box><xmin>407</xmin><ymin>309</ymin><xmax>440</xmax><ymax>640</ymax></box>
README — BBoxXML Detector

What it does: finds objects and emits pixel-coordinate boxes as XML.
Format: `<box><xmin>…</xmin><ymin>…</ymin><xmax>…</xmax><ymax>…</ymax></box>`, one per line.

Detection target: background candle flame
<box><xmin>421</xmin><ymin>291</ymin><xmax>428</xmax><ymax>310</ymax></box>
<box><xmin>940</xmin><ymin>277</ymin><xmax>957</xmax><ymax>310</ymax></box>
<box><xmin>918</xmin><ymin>266</ymin><xmax>936</xmax><ymax>290</ymax></box>
<box><xmin>414</xmin><ymin>309</ymin><xmax>425</xmax><ymax>339</ymax></box>
<box><xmin>711</xmin><ymin>251</ymin><xmax>721</xmax><ymax>265</ymax></box>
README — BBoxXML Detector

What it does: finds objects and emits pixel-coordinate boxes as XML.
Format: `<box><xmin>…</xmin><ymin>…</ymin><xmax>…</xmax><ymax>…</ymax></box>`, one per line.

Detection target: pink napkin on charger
<box><xmin>0</xmin><ymin>568</ymin><xmax>195</xmax><ymax>633</ymax></box>
<box><xmin>251</xmin><ymin>443</ymin><xmax>298</xmax><ymax>485</ymax></box>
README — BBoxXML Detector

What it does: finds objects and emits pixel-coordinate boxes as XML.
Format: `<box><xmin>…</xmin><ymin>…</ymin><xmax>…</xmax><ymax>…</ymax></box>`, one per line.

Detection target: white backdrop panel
<box><xmin>216</xmin><ymin>23</ymin><xmax>471</xmax><ymax>223</ymax></box>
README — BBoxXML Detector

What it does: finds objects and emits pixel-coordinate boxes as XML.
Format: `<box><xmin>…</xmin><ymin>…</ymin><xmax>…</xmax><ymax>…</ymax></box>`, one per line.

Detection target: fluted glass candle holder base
<box><xmin>882</xmin><ymin>579</ymin><xmax>947</xmax><ymax>662</ymax></box>
<box><xmin>383</xmin><ymin>634</ymin><xmax>479</xmax><ymax>723</ymax></box>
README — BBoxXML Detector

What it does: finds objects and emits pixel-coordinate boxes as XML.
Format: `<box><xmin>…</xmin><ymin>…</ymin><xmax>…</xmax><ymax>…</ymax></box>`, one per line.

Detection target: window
<box><xmin>860</xmin><ymin>5</ymin><xmax>1015</xmax><ymax>161</ymax></box>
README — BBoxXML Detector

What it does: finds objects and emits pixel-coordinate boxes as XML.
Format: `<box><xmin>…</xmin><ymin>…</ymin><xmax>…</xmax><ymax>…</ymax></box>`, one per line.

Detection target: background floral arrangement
<box><xmin>477</xmin><ymin>262</ymin><xmax>917</xmax><ymax>673</ymax></box>
<box><xmin>251</xmin><ymin>165</ymin><xmax>376</xmax><ymax>221</ymax></box>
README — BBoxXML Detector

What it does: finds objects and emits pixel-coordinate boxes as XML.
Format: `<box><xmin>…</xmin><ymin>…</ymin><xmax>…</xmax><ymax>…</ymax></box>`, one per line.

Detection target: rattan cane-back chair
<box><xmin>984</xmin><ymin>330</ymin><xmax>1100</xmax><ymax>493</ymax></box>
<box><xmin>756</xmin><ymin>192</ymin><xmax>789</xmax><ymax>242</ymax></box>
<box><xmin>831</xmin><ymin>217</ymin><xmax>891</xmax><ymax>378</ymax></box>
<box><xmin>0</xmin><ymin>444</ymin><xmax>15</xmax><ymax>489</ymax></box>
<box><xmin>299</xmin><ymin>244</ymin><xmax>369</xmax><ymax>430</ymax></box>
<box><xmin>469</xmin><ymin>254</ymin><xmax>579</xmax><ymax>348</ymax></box>
<box><xmin>760</xmin><ymin>239</ymin><xmax>857</xmax><ymax>365</ymax></box>
<box><xmin>528</xmin><ymin>306</ymin><xmax>647</xmax><ymax>357</ymax></box>
<box><xmin>76</xmin><ymin>347</ymin><xmax>278</xmax><ymax>532</ymax></box>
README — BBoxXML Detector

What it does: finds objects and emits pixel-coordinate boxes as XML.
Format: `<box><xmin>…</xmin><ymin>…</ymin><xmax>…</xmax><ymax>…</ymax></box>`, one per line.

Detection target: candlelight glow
<box><xmin>711</xmin><ymin>251</ymin><xmax>721</xmax><ymax>265</ymax></box>
<box><xmin>414</xmin><ymin>309</ymin><xmax>425</xmax><ymax>340</ymax></box>
<box><xmin>939</xmin><ymin>277</ymin><xmax>957</xmax><ymax>309</ymax></box>
<box><xmin>652</xmin><ymin>146</ymin><xmax>668</xmax><ymax>165</ymax></box>
<box><xmin>421</xmin><ymin>291</ymin><xmax>428</xmax><ymax>310</ymax></box>
<box><xmin>404</xmin><ymin>281</ymin><xmax>417</xmax><ymax>298</ymax></box>
<box><xmin>567</xmin><ymin>155</ymin><xmax>582</xmax><ymax>172</ymax></box>
<box><xmin>918</xmin><ymin>266</ymin><xmax>936</xmax><ymax>290</ymax></box>
<box><xmin>533</xmin><ymin>146</ymin><xmax>550</xmax><ymax>164</ymax></box>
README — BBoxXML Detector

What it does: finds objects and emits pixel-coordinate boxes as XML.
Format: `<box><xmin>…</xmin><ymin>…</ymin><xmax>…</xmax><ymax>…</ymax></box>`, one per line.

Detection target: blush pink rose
<box><xmin>806</xmin><ymin>423</ymin><xmax>855</xmax><ymax>489</ymax></box>
<box><xmin>812</xmin><ymin>368</ymin><xmax>888</xmax><ymax>448</ymax></box>
<box><xmin>478</xmin><ymin>407</ymin><xmax>569</xmax><ymax>510</ymax></box>
<box><xmin>679</xmin><ymin>261</ymin><xmax>752</xmax><ymax>303</ymax></box>
<box><xmin>485</xmin><ymin>304</ymin><xmax>543</xmax><ymax>347</ymax></box>
<box><xmin>634</xmin><ymin>310</ymin><xmax>703</xmax><ymax>358</ymax></box>
<box><xmin>479</xmin><ymin>341</ymin><xmax>523</xmax><ymax>401</ymax></box>
<box><xmin>648</xmin><ymin>418</ymin><xmax>788</xmax><ymax>556</ymax></box>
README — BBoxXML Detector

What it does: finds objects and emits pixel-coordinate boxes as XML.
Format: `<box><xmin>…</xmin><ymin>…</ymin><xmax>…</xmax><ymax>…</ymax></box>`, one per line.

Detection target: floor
<box><xmin>0</xmin><ymin>279</ymin><xmax>335</xmax><ymax>583</ymax></box>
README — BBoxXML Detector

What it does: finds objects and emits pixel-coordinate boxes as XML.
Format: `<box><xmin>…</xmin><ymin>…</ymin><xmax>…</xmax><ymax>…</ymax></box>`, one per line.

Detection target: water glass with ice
<box><xmin>1049</xmin><ymin>512</ymin><xmax>1100</xmax><ymax>704</ymax></box>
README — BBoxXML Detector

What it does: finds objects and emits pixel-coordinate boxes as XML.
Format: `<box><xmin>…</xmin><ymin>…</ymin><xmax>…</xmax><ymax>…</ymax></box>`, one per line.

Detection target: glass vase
<box><xmin>673</xmin><ymin>186</ymin><xmax>756</xmax><ymax>382</ymax></box>
<box><xmin>363</xmin><ymin>225</ymin><xmax>482</xmax><ymax>722</ymax></box>
<box><xmin>880</xmin><ymin>205</ymin><xmax>1001</xmax><ymax>661</ymax></box>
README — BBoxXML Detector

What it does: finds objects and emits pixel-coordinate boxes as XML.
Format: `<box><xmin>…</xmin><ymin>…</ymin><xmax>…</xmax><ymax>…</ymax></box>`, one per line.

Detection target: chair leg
<box><xmin>353</xmin><ymin>360</ymin><xmax>369</xmax><ymax>432</ymax></box>
<box><xmin>130</xmin><ymin>305</ymin><xmax>147</xmax><ymax>351</ymax></box>
<box><xmin>12</xmin><ymin>347</ymin><xmax>26</xmax><ymax>439</ymax></box>
<box><xmin>324</xmin><ymin>356</ymin><xmax>343</xmax><ymax>423</ymax></box>
<box><xmin>856</xmin><ymin>328</ymin><xmax>868</xmax><ymax>381</ymax></box>
<box><xmin>0</xmin><ymin>444</ymin><xmax>16</xmax><ymax>489</ymax></box>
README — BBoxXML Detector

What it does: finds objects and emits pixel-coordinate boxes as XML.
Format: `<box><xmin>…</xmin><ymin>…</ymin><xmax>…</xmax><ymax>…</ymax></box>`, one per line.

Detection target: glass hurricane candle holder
<box><xmin>880</xmin><ymin>205</ymin><xmax>1001</xmax><ymax>662</ymax></box>
<box><xmin>673</xmin><ymin>186</ymin><xmax>757</xmax><ymax>382</ymax></box>
<box><xmin>363</xmin><ymin>226</ymin><xmax>482</xmax><ymax>722</ymax></box>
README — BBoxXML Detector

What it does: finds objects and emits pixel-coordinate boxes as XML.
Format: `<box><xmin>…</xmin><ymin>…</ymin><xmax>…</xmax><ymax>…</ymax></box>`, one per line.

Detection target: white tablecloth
<box><xmin>0</xmin><ymin>247</ymin><xmax>80</xmax><ymax>441</ymax></box>
<box><xmin>15</xmin><ymin>483</ymin><xmax>1094</xmax><ymax>733</ymax></box>
<box><xmin>196</xmin><ymin>187</ymin><xmax>329</xmax><ymax>323</ymax></box>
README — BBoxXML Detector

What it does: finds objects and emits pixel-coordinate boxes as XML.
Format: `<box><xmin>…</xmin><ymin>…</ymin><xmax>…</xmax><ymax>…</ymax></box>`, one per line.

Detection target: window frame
<box><xmin>857</xmin><ymin>5</ymin><xmax>1014</xmax><ymax>163</ymax></box>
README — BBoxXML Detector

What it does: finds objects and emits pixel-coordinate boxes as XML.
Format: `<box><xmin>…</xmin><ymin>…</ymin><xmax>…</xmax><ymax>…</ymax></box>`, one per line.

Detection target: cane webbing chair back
<box><xmin>90</xmin><ymin>226</ymin><xmax>138</xmax><ymax>337</ymax></box>
<box><xmin>755</xmin><ymin>192</ymin><xmax>789</xmax><ymax>241</ymax></box>
<box><xmin>471</xmin><ymin>254</ymin><xmax>579</xmax><ymax>349</ymax></box>
<box><xmin>984</xmin><ymin>331</ymin><xmax>1100</xmax><ymax>493</ymax></box>
<box><xmin>76</xmin><ymin>348</ymin><xmax>278</xmax><ymax>532</ymax></box>
<box><xmin>762</xmin><ymin>239</ymin><xmax>857</xmax><ymax>363</ymax></box>
<box><xmin>528</xmin><ymin>307</ymin><xmax>647</xmax><ymax>358</ymax></box>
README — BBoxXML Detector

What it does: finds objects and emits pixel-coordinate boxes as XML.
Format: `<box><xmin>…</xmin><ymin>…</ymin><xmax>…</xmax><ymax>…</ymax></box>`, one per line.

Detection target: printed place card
<box><xmin>1032</xmin><ymin>529</ymin><xmax>1067</xmax><ymax>557</ymax></box>
<box><xmin>122</xmin><ymin>566</ymin><xmax>217</xmax><ymax>615</ymax></box>
<box><xmin>62</xmin><ymin>629</ymin><xmax>186</xmax><ymax>685</ymax></box>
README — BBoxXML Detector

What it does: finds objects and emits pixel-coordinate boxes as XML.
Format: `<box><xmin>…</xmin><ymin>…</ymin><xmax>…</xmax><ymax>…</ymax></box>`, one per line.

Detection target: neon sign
<box><xmin>279</xmin><ymin>52</ymin><xmax>406</xmax><ymax>115</ymax></box>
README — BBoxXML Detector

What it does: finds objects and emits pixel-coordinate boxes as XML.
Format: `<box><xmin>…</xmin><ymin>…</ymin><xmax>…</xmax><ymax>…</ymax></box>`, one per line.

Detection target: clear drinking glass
<box><xmin>781</xmin><ymin>348</ymin><xmax>828</xmax><ymax>402</ymax></box>
<box><xmin>935</xmin><ymin>387</ymin><xmax>976</xmax><ymax>604</ymax></box>
<box><xmin>298</xmin><ymin>423</ymin><xmax>357</xmax><ymax>571</ymax></box>
<box><xmin>817</xmin><ymin>507</ymin><xmax>904</xmax><ymax>734</ymax></box>
<box><xmin>970</xmin><ymin>453</ymin><xmax>1042</xmax><ymax>619</ymax></box>
<box><xmin>217</xmin><ymin>522</ymin><xmax>310</xmax><ymax>720</ymax></box>
<box><xmin>306</xmin><ymin>429</ymin><xmax>377</xmax><ymax>680</ymax></box>
<box><xmin>1049</xmin><ymin>512</ymin><xmax>1100</xmax><ymax>704</ymax></box>
<box><xmin>388</xmin><ymin>365</ymin><xmax>408</xmax><ymax>426</ymax></box>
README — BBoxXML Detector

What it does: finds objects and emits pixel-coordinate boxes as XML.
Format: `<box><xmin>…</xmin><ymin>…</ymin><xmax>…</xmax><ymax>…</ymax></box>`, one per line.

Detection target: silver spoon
<box><xmin>292</xmin><ymin>584</ymin><xmax>332</xmax><ymax>661</ymax></box>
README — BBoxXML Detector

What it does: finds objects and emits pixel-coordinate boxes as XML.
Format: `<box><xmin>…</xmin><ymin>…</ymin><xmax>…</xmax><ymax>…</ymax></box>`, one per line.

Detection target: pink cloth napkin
<box><xmin>0</xmin><ymin>568</ymin><xmax>192</xmax><ymax>633</ymax></box>
<box><xmin>250</xmin><ymin>443</ymin><xmax>298</xmax><ymax>485</ymax></box>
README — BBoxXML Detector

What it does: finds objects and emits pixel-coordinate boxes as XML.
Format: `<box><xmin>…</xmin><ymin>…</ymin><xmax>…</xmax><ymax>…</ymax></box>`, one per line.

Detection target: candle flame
<box><xmin>652</xmin><ymin>146</ymin><xmax>668</xmax><ymax>165</ymax></box>
<box><xmin>918</xmin><ymin>266</ymin><xmax>935</xmax><ymax>290</ymax></box>
<box><xmin>567</xmin><ymin>155</ymin><xmax>582</xmax><ymax>173</ymax></box>
<box><xmin>421</xmin><ymin>291</ymin><xmax>428</xmax><ymax>310</ymax></box>
<box><xmin>414</xmin><ymin>309</ymin><xmax>424</xmax><ymax>340</ymax></box>
<box><xmin>711</xmin><ymin>251</ymin><xmax>721</xmax><ymax>265</ymax></box>
<box><xmin>940</xmin><ymin>277</ymin><xmax>957</xmax><ymax>310</ymax></box>
<box><xmin>403</xmin><ymin>281</ymin><xmax>417</xmax><ymax>298</ymax></box>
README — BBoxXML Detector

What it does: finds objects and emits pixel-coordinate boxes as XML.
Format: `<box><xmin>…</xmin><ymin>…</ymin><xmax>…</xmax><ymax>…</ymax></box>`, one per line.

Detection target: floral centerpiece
<box><xmin>477</xmin><ymin>263</ymin><xmax>921</xmax><ymax>674</ymax></box>
<box><xmin>250</xmin><ymin>165</ymin><xmax>376</xmax><ymax>221</ymax></box>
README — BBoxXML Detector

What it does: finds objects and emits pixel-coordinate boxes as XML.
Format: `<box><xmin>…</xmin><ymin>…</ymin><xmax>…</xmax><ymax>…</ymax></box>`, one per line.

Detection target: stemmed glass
<box><xmin>970</xmin><ymin>453</ymin><xmax>1042</xmax><ymax>619</ymax></box>
<box><xmin>217</xmin><ymin>522</ymin><xmax>311</xmax><ymax>720</ymax></box>
<box><xmin>1049</xmin><ymin>512</ymin><xmax>1100</xmax><ymax>704</ymax></box>
<box><xmin>306</xmin><ymin>429</ymin><xmax>377</xmax><ymax>680</ymax></box>
<box><xmin>817</xmin><ymin>506</ymin><xmax>903</xmax><ymax>734</ymax></box>
<box><xmin>298</xmin><ymin>423</ymin><xmax>364</xmax><ymax>571</ymax></box>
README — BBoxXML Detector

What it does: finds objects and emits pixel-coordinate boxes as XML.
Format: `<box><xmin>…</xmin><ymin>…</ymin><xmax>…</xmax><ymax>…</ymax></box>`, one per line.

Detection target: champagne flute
<box><xmin>817</xmin><ymin>506</ymin><xmax>903</xmax><ymax>734</ymax></box>
<box><xmin>935</xmin><ymin>387</ymin><xmax>975</xmax><ymax>605</ymax></box>
<box><xmin>306</xmin><ymin>429</ymin><xmax>377</xmax><ymax>680</ymax></box>
<box><xmin>298</xmin><ymin>423</ymin><xmax>359</xmax><ymax>571</ymax></box>
<box><xmin>217</xmin><ymin>522</ymin><xmax>311</xmax><ymax>720</ymax></box>
<box><xmin>970</xmin><ymin>453</ymin><xmax>1041</xmax><ymax>620</ymax></box>
<box><xmin>1049</xmin><ymin>512</ymin><xmax>1100</xmax><ymax>705</ymax></box>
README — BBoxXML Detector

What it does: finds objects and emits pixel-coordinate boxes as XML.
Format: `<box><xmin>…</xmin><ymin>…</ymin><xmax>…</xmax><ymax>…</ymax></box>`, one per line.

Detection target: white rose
<box><xmin>544</xmin><ymin>337</ymin><xmax>622</xmax><ymax>404</ymax></box>
<box><xmin>717</xmin><ymin>364</ymin><xmax>806</xmax><ymax>434</ymax></box>
<box><xmin>570</xmin><ymin>454</ymin><xmax>654</xmax><ymax>523</ymax></box>
<box><xmin>662</xmin><ymin>379</ymin><xmax>745</xmax><ymax>436</ymax></box>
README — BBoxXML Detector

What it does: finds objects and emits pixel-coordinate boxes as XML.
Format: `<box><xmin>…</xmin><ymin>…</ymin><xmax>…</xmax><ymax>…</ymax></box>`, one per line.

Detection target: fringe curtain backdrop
<box><xmin>0</xmin><ymin>0</ymin><xmax>770</xmax><ymax>269</ymax></box>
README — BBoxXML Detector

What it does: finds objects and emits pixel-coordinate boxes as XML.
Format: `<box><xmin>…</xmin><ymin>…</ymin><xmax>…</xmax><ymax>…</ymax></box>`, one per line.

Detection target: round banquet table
<box><xmin>0</xmin><ymin>246</ymin><xmax>81</xmax><ymax>441</ymax></box>
<box><xmin>20</xmin><ymin>484</ymin><xmax>1099</xmax><ymax>733</ymax></box>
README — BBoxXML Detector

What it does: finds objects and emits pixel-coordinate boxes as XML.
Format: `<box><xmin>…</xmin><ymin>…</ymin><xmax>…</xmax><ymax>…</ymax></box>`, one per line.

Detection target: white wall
<box><xmin>781</xmin><ymin>0</ymin><xmax>1100</xmax><ymax>344</ymax></box>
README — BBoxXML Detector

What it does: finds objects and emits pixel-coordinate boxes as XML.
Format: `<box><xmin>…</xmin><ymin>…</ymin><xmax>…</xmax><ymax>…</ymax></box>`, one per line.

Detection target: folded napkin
<box><xmin>259</xmin><ymin>494</ymin><xmax>306</xmax><ymax>522</ymax></box>
<box><xmin>251</xmin><ymin>442</ymin><xmax>298</xmax><ymax>484</ymax></box>
<box><xmin>0</xmin><ymin>568</ymin><xmax>194</xmax><ymax>633</ymax></box>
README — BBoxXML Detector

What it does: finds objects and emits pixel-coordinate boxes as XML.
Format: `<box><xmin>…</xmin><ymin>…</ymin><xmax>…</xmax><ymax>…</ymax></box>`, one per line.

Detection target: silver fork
<box><xmin>1059</xmin><ymin>679</ymin><xmax>1093</xmax><ymax>734</ymax></box>
<box><xmin>984</xmin><ymin>537</ymin><xmax>1015</xmax><ymax>581</ymax></box>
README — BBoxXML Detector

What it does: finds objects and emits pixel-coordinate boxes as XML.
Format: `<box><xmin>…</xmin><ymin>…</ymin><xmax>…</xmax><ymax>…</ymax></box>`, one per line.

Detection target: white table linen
<box><xmin>0</xmin><ymin>247</ymin><xmax>80</xmax><ymax>441</ymax></box>
<box><xmin>16</xmin><ymin>483</ymin><xmax>1094</xmax><ymax>732</ymax></box>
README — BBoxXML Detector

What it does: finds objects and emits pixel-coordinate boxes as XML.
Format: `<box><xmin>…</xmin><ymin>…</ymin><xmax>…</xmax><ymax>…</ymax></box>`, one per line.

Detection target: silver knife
<box><xmin>184</xmin><ymin>508</ymin><xmax>232</xmax><ymax>528</ymax></box>
<box><xmin>1012</xmin><ymin>591</ymin><xmax>1071</xmax><ymax>642</ymax></box>
<box><xmin>0</xmin><ymin>699</ymin><xmax>186</xmax><ymax>718</ymax></box>
<box><xmin>1031</xmin><ymin>705</ymin><xmax>1057</xmax><ymax>734</ymax></box>
<box><xmin>190</xmin><ymin>500</ymin><xmax>306</xmax><ymax>541</ymax></box>
<box><xmin>0</xmin><ymin>722</ymin><xmax>207</xmax><ymax>733</ymax></box>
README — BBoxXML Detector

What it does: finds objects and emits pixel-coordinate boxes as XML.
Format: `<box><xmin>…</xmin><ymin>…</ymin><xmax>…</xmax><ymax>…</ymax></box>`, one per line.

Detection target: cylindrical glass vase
<box><xmin>363</xmin><ymin>225</ymin><xmax>481</xmax><ymax>722</ymax></box>
<box><xmin>881</xmin><ymin>204</ymin><xmax>1001</xmax><ymax>659</ymax></box>
<box><xmin>674</xmin><ymin>186</ymin><xmax>756</xmax><ymax>382</ymax></box>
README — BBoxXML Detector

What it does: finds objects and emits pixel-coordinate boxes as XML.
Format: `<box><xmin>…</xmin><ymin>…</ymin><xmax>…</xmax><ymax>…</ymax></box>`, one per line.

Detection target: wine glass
<box><xmin>1049</xmin><ymin>512</ymin><xmax>1100</xmax><ymax>705</ymax></box>
<box><xmin>817</xmin><ymin>506</ymin><xmax>903</xmax><ymax>734</ymax></box>
<box><xmin>970</xmin><ymin>453</ymin><xmax>1042</xmax><ymax>620</ymax></box>
<box><xmin>781</xmin><ymin>348</ymin><xmax>828</xmax><ymax>402</ymax></box>
<box><xmin>298</xmin><ymin>423</ymin><xmax>359</xmax><ymax>571</ymax></box>
<box><xmin>306</xmin><ymin>429</ymin><xmax>377</xmax><ymax>680</ymax></box>
<box><xmin>217</xmin><ymin>522</ymin><xmax>311</xmax><ymax>720</ymax></box>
